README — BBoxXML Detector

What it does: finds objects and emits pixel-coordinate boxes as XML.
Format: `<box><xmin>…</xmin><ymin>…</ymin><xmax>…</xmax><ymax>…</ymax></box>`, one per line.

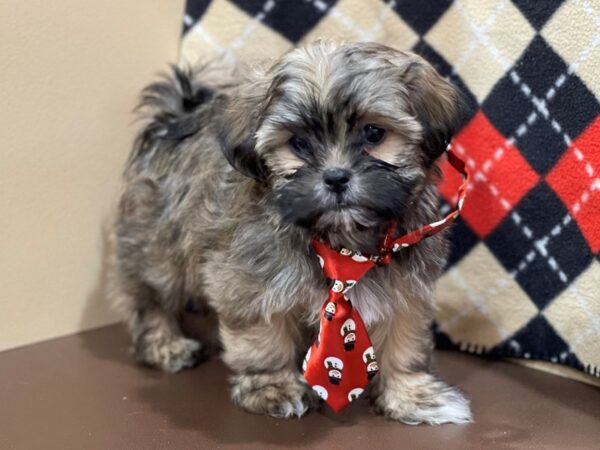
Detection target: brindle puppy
<box><xmin>108</xmin><ymin>41</ymin><xmax>471</xmax><ymax>425</ymax></box>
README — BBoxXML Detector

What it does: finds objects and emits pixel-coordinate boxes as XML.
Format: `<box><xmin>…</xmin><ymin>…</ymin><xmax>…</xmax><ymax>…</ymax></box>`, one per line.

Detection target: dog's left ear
<box><xmin>217</xmin><ymin>72</ymin><xmax>271</xmax><ymax>183</ymax></box>
<box><xmin>220</xmin><ymin>135</ymin><xmax>269</xmax><ymax>182</ymax></box>
<box><xmin>401</xmin><ymin>56</ymin><xmax>461</xmax><ymax>162</ymax></box>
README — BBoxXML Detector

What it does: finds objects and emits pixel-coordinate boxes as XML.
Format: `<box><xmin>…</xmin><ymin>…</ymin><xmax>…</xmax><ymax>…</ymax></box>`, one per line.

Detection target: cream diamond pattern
<box><xmin>544</xmin><ymin>261</ymin><xmax>600</xmax><ymax>371</ymax></box>
<box><xmin>425</xmin><ymin>0</ymin><xmax>535</xmax><ymax>102</ymax></box>
<box><xmin>542</xmin><ymin>0</ymin><xmax>600</xmax><ymax>100</ymax></box>
<box><xmin>301</xmin><ymin>0</ymin><xmax>418</xmax><ymax>50</ymax></box>
<box><xmin>181</xmin><ymin>0</ymin><xmax>292</xmax><ymax>66</ymax></box>
<box><xmin>436</xmin><ymin>243</ymin><xmax>539</xmax><ymax>350</ymax></box>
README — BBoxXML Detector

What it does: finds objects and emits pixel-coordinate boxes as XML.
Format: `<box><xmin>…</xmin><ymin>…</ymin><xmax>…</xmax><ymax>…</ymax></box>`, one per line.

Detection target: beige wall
<box><xmin>0</xmin><ymin>0</ymin><xmax>185</xmax><ymax>351</ymax></box>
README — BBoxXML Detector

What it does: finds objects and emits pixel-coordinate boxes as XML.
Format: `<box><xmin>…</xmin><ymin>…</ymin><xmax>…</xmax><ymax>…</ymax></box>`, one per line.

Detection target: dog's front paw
<box><xmin>230</xmin><ymin>370</ymin><xmax>318</xmax><ymax>418</ymax></box>
<box><xmin>135</xmin><ymin>335</ymin><xmax>203</xmax><ymax>373</ymax></box>
<box><xmin>374</xmin><ymin>373</ymin><xmax>471</xmax><ymax>425</ymax></box>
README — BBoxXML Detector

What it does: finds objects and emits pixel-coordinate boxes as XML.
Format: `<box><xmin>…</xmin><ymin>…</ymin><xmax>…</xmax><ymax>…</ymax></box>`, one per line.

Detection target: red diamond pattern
<box><xmin>439</xmin><ymin>112</ymin><xmax>539</xmax><ymax>238</ymax></box>
<box><xmin>547</xmin><ymin>117</ymin><xmax>600</xmax><ymax>253</ymax></box>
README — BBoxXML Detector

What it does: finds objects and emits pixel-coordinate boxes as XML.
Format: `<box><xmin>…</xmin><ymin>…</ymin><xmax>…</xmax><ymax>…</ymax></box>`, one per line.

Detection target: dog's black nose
<box><xmin>323</xmin><ymin>168</ymin><xmax>352</xmax><ymax>193</ymax></box>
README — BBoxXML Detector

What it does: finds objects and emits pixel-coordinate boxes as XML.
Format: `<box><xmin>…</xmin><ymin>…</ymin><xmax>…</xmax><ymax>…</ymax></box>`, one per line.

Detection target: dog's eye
<box><xmin>288</xmin><ymin>135</ymin><xmax>311</xmax><ymax>157</ymax></box>
<box><xmin>363</xmin><ymin>125</ymin><xmax>385</xmax><ymax>145</ymax></box>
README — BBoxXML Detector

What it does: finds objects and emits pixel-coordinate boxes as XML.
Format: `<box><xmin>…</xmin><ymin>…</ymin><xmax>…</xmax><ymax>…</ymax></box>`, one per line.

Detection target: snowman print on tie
<box><xmin>341</xmin><ymin>319</ymin><xmax>356</xmax><ymax>351</ymax></box>
<box><xmin>324</xmin><ymin>357</ymin><xmax>344</xmax><ymax>385</ymax></box>
<box><xmin>363</xmin><ymin>346</ymin><xmax>379</xmax><ymax>380</ymax></box>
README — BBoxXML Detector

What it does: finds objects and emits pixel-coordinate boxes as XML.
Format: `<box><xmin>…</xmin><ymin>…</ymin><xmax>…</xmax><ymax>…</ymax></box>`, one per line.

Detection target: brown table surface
<box><xmin>0</xmin><ymin>324</ymin><xmax>598</xmax><ymax>450</ymax></box>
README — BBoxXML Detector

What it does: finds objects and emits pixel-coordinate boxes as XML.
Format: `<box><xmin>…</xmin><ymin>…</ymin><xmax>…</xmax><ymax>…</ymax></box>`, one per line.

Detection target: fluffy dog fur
<box><xmin>108</xmin><ymin>41</ymin><xmax>471</xmax><ymax>424</ymax></box>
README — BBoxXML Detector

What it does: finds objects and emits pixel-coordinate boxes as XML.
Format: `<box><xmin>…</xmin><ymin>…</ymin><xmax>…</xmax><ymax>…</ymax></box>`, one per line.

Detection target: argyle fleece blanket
<box><xmin>180</xmin><ymin>0</ymin><xmax>600</xmax><ymax>379</ymax></box>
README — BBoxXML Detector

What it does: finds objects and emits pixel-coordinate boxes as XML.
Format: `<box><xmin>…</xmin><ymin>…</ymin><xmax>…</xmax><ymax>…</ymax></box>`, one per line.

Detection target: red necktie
<box><xmin>302</xmin><ymin>146</ymin><xmax>470</xmax><ymax>412</ymax></box>
<box><xmin>303</xmin><ymin>240</ymin><xmax>380</xmax><ymax>412</ymax></box>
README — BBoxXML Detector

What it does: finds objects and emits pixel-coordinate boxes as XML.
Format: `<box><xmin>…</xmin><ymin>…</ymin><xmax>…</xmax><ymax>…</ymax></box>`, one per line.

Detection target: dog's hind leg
<box><xmin>109</xmin><ymin>177</ymin><xmax>203</xmax><ymax>373</ymax></box>
<box><xmin>109</xmin><ymin>264</ymin><xmax>204</xmax><ymax>373</ymax></box>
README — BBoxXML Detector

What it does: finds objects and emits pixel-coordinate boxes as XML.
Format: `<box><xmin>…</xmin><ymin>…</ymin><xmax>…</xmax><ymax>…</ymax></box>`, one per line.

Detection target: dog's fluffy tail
<box><xmin>138</xmin><ymin>66</ymin><xmax>213</xmax><ymax>121</ymax></box>
<box><xmin>127</xmin><ymin>66</ymin><xmax>214</xmax><ymax>173</ymax></box>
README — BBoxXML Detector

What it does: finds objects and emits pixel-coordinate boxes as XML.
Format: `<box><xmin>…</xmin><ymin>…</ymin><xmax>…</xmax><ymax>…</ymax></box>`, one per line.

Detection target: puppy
<box><xmin>108</xmin><ymin>41</ymin><xmax>471</xmax><ymax>425</ymax></box>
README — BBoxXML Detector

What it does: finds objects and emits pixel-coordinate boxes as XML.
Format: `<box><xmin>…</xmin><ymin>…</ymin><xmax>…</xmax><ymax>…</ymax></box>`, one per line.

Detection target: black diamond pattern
<box><xmin>391</xmin><ymin>0</ymin><xmax>453</xmax><ymax>35</ymax></box>
<box><xmin>516</xmin><ymin>114</ymin><xmax>569</xmax><ymax>175</ymax></box>
<box><xmin>512</xmin><ymin>0</ymin><xmax>565</xmax><ymax>30</ymax></box>
<box><xmin>232</xmin><ymin>0</ymin><xmax>338</xmax><ymax>43</ymax></box>
<box><xmin>496</xmin><ymin>314</ymin><xmax>582</xmax><ymax>366</ymax></box>
<box><xmin>486</xmin><ymin>183</ymin><xmax>592</xmax><ymax>309</ymax></box>
<box><xmin>483</xmin><ymin>36</ymin><xmax>600</xmax><ymax>174</ymax></box>
<box><xmin>445</xmin><ymin>215</ymin><xmax>479</xmax><ymax>269</ymax></box>
<box><xmin>433</xmin><ymin>323</ymin><xmax>462</xmax><ymax>352</ymax></box>
<box><xmin>184</xmin><ymin>0</ymin><xmax>212</xmax><ymax>33</ymax></box>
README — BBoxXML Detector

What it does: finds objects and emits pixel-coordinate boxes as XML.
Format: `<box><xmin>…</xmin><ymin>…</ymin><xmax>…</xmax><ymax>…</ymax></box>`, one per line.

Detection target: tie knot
<box><xmin>312</xmin><ymin>240</ymin><xmax>376</xmax><ymax>286</ymax></box>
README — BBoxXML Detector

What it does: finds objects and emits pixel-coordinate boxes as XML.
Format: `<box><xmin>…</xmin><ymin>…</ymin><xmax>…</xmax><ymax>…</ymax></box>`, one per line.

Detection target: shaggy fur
<box><xmin>108</xmin><ymin>41</ymin><xmax>471</xmax><ymax>424</ymax></box>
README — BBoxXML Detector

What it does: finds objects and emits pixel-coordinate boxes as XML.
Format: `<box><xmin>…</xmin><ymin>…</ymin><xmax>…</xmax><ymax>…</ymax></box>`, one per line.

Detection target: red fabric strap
<box><xmin>378</xmin><ymin>145</ymin><xmax>470</xmax><ymax>264</ymax></box>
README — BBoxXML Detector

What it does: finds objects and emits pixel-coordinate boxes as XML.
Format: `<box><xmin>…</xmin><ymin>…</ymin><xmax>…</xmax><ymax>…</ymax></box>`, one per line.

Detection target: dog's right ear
<box><xmin>399</xmin><ymin>55</ymin><xmax>462</xmax><ymax>163</ymax></box>
<box><xmin>217</xmin><ymin>72</ymin><xmax>272</xmax><ymax>183</ymax></box>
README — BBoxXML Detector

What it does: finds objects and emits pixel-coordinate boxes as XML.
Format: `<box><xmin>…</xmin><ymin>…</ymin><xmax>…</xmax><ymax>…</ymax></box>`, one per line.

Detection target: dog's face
<box><xmin>222</xmin><ymin>41</ymin><xmax>460</xmax><ymax>233</ymax></box>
